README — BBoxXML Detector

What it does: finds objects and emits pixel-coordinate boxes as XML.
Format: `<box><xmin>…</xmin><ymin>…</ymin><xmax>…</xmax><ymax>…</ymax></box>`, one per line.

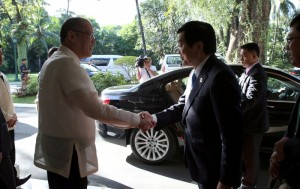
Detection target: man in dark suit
<box><xmin>269</xmin><ymin>14</ymin><xmax>300</xmax><ymax>188</ymax></box>
<box><xmin>238</xmin><ymin>43</ymin><xmax>269</xmax><ymax>189</ymax></box>
<box><xmin>152</xmin><ymin>21</ymin><xmax>243</xmax><ymax>189</ymax></box>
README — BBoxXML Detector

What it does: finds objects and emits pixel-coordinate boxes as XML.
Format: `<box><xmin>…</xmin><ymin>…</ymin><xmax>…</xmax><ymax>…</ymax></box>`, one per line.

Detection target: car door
<box><xmin>265</xmin><ymin>71</ymin><xmax>300</xmax><ymax>130</ymax></box>
<box><xmin>261</xmin><ymin>70</ymin><xmax>300</xmax><ymax>151</ymax></box>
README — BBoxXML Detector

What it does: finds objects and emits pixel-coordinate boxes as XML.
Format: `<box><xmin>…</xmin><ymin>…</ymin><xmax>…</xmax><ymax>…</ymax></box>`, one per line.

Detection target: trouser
<box><xmin>241</xmin><ymin>132</ymin><xmax>264</xmax><ymax>188</ymax></box>
<box><xmin>8</xmin><ymin>130</ymin><xmax>17</xmax><ymax>178</ymax></box>
<box><xmin>47</xmin><ymin>148</ymin><xmax>88</xmax><ymax>189</ymax></box>
<box><xmin>0</xmin><ymin>156</ymin><xmax>16</xmax><ymax>189</ymax></box>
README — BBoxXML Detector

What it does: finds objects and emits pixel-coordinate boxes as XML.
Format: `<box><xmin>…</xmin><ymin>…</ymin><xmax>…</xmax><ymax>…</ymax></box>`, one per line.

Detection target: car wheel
<box><xmin>97</xmin><ymin>121</ymin><xmax>107</xmax><ymax>137</ymax></box>
<box><xmin>130</xmin><ymin>128</ymin><xmax>178</xmax><ymax>164</ymax></box>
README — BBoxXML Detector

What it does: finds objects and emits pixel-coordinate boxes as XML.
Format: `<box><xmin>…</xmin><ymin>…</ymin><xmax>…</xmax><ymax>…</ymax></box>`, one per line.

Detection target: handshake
<box><xmin>137</xmin><ymin>112</ymin><xmax>157</xmax><ymax>132</ymax></box>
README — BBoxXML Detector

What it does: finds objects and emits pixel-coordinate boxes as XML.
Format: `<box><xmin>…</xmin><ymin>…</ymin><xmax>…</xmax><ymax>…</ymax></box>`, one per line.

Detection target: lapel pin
<box><xmin>200</xmin><ymin>78</ymin><xmax>203</xmax><ymax>82</ymax></box>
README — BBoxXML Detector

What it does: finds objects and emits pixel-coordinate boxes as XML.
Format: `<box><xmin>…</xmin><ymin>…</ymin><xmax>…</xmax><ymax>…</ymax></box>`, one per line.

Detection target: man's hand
<box><xmin>217</xmin><ymin>182</ymin><xmax>232</xmax><ymax>189</ymax></box>
<box><xmin>274</xmin><ymin>137</ymin><xmax>289</xmax><ymax>161</ymax></box>
<box><xmin>7</xmin><ymin>114</ymin><xmax>17</xmax><ymax>128</ymax></box>
<box><xmin>269</xmin><ymin>151</ymin><xmax>281</xmax><ymax>178</ymax></box>
<box><xmin>137</xmin><ymin>112</ymin><xmax>156</xmax><ymax>132</ymax></box>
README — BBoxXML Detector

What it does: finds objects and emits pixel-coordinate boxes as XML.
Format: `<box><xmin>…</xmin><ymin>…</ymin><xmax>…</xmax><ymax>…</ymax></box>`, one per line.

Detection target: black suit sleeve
<box><xmin>154</xmin><ymin>94</ymin><xmax>185</xmax><ymax>130</ymax></box>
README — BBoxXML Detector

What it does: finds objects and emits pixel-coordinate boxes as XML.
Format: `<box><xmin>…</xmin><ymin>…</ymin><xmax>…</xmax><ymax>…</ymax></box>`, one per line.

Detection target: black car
<box><xmin>98</xmin><ymin>64</ymin><xmax>300</xmax><ymax>164</ymax></box>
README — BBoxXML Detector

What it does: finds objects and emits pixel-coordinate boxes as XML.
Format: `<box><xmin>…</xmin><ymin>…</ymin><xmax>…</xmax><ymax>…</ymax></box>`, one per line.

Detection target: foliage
<box><xmin>114</xmin><ymin>56</ymin><xmax>138</xmax><ymax>79</ymax></box>
<box><xmin>91</xmin><ymin>72</ymin><xmax>128</xmax><ymax>94</ymax></box>
<box><xmin>117</xmin><ymin>22</ymin><xmax>140</xmax><ymax>56</ymax></box>
<box><xmin>25</xmin><ymin>75</ymin><xmax>39</xmax><ymax>95</ymax></box>
<box><xmin>15</xmin><ymin>74</ymin><xmax>38</xmax><ymax>97</ymax></box>
<box><xmin>140</xmin><ymin>0</ymin><xmax>191</xmax><ymax>58</ymax></box>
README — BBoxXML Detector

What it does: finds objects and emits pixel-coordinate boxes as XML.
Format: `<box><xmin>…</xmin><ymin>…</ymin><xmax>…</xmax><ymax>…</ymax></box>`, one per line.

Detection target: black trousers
<box><xmin>8</xmin><ymin>130</ymin><xmax>18</xmax><ymax>179</ymax></box>
<box><xmin>0</xmin><ymin>156</ymin><xmax>16</xmax><ymax>189</ymax></box>
<box><xmin>241</xmin><ymin>132</ymin><xmax>264</xmax><ymax>187</ymax></box>
<box><xmin>47</xmin><ymin>149</ymin><xmax>88</xmax><ymax>189</ymax></box>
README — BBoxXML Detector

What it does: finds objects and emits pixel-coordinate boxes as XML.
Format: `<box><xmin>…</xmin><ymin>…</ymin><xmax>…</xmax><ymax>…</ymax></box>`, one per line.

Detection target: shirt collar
<box><xmin>59</xmin><ymin>45</ymin><xmax>81</xmax><ymax>65</ymax></box>
<box><xmin>246</xmin><ymin>62</ymin><xmax>259</xmax><ymax>74</ymax></box>
<box><xmin>194</xmin><ymin>55</ymin><xmax>210</xmax><ymax>77</ymax></box>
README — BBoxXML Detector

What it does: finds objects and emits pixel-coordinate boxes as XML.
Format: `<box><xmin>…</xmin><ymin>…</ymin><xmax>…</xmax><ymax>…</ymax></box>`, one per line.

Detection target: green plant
<box><xmin>91</xmin><ymin>72</ymin><xmax>128</xmax><ymax>94</ymax></box>
<box><xmin>25</xmin><ymin>75</ymin><xmax>39</xmax><ymax>95</ymax></box>
<box><xmin>15</xmin><ymin>75</ymin><xmax>38</xmax><ymax>97</ymax></box>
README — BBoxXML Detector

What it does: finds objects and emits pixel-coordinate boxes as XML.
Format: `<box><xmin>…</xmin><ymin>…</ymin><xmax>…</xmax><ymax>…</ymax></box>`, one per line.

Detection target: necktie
<box><xmin>192</xmin><ymin>72</ymin><xmax>197</xmax><ymax>87</ymax></box>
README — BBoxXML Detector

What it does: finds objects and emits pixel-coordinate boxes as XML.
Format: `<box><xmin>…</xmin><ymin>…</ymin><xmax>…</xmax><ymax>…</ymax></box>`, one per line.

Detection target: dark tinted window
<box><xmin>267</xmin><ymin>73</ymin><xmax>300</xmax><ymax>101</ymax></box>
<box><xmin>91</xmin><ymin>58</ymin><xmax>110</xmax><ymax>66</ymax></box>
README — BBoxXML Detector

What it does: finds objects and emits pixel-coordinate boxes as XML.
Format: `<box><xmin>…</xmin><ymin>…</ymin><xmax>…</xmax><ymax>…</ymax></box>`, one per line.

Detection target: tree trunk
<box><xmin>226</xmin><ymin>0</ymin><xmax>241</xmax><ymax>62</ymax></box>
<box><xmin>135</xmin><ymin>0</ymin><xmax>147</xmax><ymax>56</ymax></box>
<box><xmin>226</xmin><ymin>0</ymin><xmax>271</xmax><ymax>64</ymax></box>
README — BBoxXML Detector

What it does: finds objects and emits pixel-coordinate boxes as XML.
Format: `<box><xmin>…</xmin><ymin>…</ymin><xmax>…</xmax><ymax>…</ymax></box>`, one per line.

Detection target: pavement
<box><xmin>10</xmin><ymin>81</ymin><xmax>22</xmax><ymax>94</ymax></box>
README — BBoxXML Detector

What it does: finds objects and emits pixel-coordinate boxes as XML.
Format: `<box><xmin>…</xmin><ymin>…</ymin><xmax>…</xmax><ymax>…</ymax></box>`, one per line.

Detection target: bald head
<box><xmin>60</xmin><ymin>17</ymin><xmax>90</xmax><ymax>43</ymax></box>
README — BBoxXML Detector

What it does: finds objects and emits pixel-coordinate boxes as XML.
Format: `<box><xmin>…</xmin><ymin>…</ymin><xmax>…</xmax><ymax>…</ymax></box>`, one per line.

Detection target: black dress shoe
<box><xmin>16</xmin><ymin>174</ymin><xmax>31</xmax><ymax>186</ymax></box>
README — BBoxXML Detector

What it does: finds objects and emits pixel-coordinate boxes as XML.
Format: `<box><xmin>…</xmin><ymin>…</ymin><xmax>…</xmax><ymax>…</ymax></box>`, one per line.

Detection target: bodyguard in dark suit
<box><xmin>269</xmin><ymin>14</ymin><xmax>300</xmax><ymax>188</ymax></box>
<box><xmin>153</xmin><ymin>21</ymin><xmax>243</xmax><ymax>189</ymax></box>
<box><xmin>238</xmin><ymin>43</ymin><xmax>269</xmax><ymax>189</ymax></box>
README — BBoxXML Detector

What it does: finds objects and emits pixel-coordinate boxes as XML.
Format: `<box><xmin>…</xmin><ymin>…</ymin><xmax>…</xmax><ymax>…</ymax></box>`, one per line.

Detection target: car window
<box><xmin>91</xmin><ymin>58</ymin><xmax>110</xmax><ymax>66</ymax></box>
<box><xmin>164</xmin><ymin>76</ymin><xmax>188</xmax><ymax>103</ymax></box>
<box><xmin>166</xmin><ymin>56</ymin><xmax>182</xmax><ymax>65</ymax></box>
<box><xmin>267</xmin><ymin>74</ymin><xmax>299</xmax><ymax>102</ymax></box>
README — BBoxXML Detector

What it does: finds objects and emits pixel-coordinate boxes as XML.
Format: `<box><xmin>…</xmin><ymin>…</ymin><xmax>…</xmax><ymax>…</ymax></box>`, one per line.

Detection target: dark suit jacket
<box><xmin>155</xmin><ymin>55</ymin><xmax>243</xmax><ymax>187</ymax></box>
<box><xmin>239</xmin><ymin>63</ymin><xmax>269</xmax><ymax>133</ymax></box>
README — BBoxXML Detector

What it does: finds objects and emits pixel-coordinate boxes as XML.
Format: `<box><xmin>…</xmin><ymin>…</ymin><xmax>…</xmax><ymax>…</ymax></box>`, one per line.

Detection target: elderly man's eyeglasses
<box><xmin>286</xmin><ymin>36</ymin><xmax>300</xmax><ymax>44</ymax></box>
<box><xmin>72</xmin><ymin>30</ymin><xmax>95</xmax><ymax>39</ymax></box>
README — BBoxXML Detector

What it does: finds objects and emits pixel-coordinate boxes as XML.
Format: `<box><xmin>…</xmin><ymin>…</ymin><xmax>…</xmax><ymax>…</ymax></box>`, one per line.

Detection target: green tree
<box><xmin>269</xmin><ymin>0</ymin><xmax>295</xmax><ymax>64</ymax></box>
<box><xmin>0</xmin><ymin>0</ymin><xmax>41</xmax><ymax>71</ymax></box>
<box><xmin>29</xmin><ymin>3</ymin><xmax>60</xmax><ymax>71</ymax></box>
<box><xmin>140</xmin><ymin>0</ymin><xmax>191</xmax><ymax>59</ymax></box>
<box><xmin>117</xmin><ymin>22</ymin><xmax>139</xmax><ymax>56</ymax></box>
<box><xmin>114</xmin><ymin>56</ymin><xmax>139</xmax><ymax>82</ymax></box>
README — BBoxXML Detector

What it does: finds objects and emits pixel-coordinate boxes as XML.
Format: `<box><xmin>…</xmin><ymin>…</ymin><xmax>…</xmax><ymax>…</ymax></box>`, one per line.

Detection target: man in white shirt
<box><xmin>0</xmin><ymin>45</ymin><xmax>31</xmax><ymax>187</ymax></box>
<box><xmin>34</xmin><ymin>17</ymin><xmax>154</xmax><ymax>189</ymax></box>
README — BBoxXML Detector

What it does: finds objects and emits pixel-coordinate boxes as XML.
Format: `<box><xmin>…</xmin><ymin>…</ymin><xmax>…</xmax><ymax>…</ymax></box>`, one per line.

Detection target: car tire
<box><xmin>97</xmin><ymin>121</ymin><xmax>108</xmax><ymax>137</ymax></box>
<box><xmin>130</xmin><ymin>128</ymin><xmax>178</xmax><ymax>164</ymax></box>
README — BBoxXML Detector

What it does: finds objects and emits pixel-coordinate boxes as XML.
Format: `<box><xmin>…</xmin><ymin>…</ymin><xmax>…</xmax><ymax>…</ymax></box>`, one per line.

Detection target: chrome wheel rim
<box><xmin>134</xmin><ymin>128</ymin><xmax>169</xmax><ymax>161</ymax></box>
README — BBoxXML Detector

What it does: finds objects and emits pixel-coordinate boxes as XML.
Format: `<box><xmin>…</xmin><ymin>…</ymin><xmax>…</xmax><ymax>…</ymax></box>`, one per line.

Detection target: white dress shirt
<box><xmin>183</xmin><ymin>56</ymin><xmax>209</xmax><ymax>103</ymax></box>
